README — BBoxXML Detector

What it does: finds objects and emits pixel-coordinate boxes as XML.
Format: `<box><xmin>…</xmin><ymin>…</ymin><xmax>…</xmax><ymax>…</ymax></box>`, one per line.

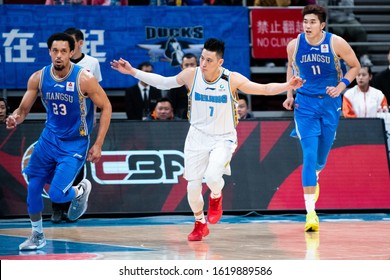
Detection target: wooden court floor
<box><xmin>0</xmin><ymin>213</ymin><xmax>389</xmax><ymax>260</ymax></box>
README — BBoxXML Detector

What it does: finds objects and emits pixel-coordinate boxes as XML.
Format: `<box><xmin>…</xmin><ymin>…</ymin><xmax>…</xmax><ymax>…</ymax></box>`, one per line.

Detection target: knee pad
<box><xmin>187</xmin><ymin>179</ymin><xmax>202</xmax><ymax>199</ymax></box>
<box><xmin>187</xmin><ymin>179</ymin><xmax>203</xmax><ymax>212</ymax></box>
<box><xmin>204</xmin><ymin>171</ymin><xmax>224</xmax><ymax>193</ymax></box>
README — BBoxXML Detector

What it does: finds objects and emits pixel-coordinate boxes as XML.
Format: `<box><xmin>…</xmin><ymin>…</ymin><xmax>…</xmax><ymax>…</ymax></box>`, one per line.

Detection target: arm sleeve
<box><xmin>134</xmin><ymin>70</ymin><xmax>182</xmax><ymax>90</ymax></box>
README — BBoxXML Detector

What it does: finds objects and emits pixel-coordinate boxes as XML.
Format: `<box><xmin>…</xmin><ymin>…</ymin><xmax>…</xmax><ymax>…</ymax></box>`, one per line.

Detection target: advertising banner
<box><xmin>0</xmin><ymin>119</ymin><xmax>389</xmax><ymax>217</ymax></box>
<box><xmin>0</xmin><ymin>5</ymin><xmax>250</xmax><ymax>89</ymax></box>
<box><xmin>251</xmin><ymin>8</ymin><xmax>303</xmax><ymax>59</ymax></box>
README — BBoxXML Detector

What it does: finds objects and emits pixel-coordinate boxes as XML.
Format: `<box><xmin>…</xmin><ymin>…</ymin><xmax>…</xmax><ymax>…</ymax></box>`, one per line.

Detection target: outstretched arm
<box><xmin>6</xmin><ymin>71</ymin><xmax>40</xmax><ymax>129</ymax></box>
<box><xmin>111</xmin><ymin>58</ymin><xmax>184</xmax><ymax>90</ymax></box>
<box><xmin>232</xmin><ymin>71</ymin><xmax>303</xmax><ymax>96</ymax></box>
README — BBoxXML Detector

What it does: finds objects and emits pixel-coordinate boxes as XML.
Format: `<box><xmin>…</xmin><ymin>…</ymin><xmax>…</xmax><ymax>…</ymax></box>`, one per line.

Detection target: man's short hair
<box><xmin>238</xmin><ymin>93</ymin><xmax>248</xmax><ymax>106</ymax></box>
<box><xmin>137</xmin><ymin>61</ymin><xmax>153</xmax><ymax>70</ymax></box>
<box><xmin>64</xmin><ymin>27</ymin><xmax>84</xmax><ymax>41</ymax></box>
<box><xmin>47</xmin><ymin>32</ymin><xmax>75</xmax><ymax>51</ymax></box>
<box><xmin>203</xmin><ymin>38</ymin><xmax>225</xmax><ymax>58</ymax></box>
<box><xmin>157</xmin><ymin>97</ymin><xmax>174</xmax><ymax>109</ymax></box>
<box><xmin>0</xmin><ymin>97</ymin><xmax>10</xmax><ymax>116</ymax></box>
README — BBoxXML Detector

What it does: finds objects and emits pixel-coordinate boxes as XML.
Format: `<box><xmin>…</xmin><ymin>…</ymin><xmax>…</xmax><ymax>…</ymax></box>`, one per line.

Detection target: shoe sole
<box><xmin>207</xmin><ymin>212</ymin><xmax>222</xmax><ymax>224</ymax></box>
<box><xmin>305</xmin><ymin>222</ymin><xmax>319</xmax><ymax>232</ymax></box>
<box><xmin>188</xmin><ymin>236</ymin><xmax>202</xmax><ymax>241</ymax></box>
<box><xmin>188</xmin><ymin>226</ymin><xmax>210</xmax><ymax>241</ymax></box>
<box><xmin>19</xmin><ymin>239</ymin><xmax>47</xmax><ymax>251</ymax></box>
<box><xmin>67</xmin><ymin>180</ymin><xmax>92</xmax><ymax>221</ymax></box>
<box><xmin>305</xmin><ymin>211</ymin><xmax>319</xmax><ymax>232</ymax></box>
<box><xmin>305</xmin><ymin>226</ymin><xmax>319</xmax><ymax>232</ymax></box>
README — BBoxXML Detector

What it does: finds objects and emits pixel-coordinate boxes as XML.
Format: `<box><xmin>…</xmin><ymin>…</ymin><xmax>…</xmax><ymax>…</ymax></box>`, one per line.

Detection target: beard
<box><xmin>53</xmin><ymin>64</ymin><xmax>65</xmax><ymax>71</ymax></box>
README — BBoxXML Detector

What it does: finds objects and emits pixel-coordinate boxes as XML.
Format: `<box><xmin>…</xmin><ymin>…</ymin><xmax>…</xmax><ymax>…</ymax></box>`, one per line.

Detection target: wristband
<box><xmin>341</xmin><ymin>78</ymin><xmax>350</xmax><ymax>87</ymax></box>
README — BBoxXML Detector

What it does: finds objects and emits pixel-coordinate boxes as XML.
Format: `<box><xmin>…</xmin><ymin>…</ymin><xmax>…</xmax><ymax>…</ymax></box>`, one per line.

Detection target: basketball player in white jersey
<box><xmin>111</xmin><ymin>38</ymin><xmax>303</xmax><ymax>241</ymax></box>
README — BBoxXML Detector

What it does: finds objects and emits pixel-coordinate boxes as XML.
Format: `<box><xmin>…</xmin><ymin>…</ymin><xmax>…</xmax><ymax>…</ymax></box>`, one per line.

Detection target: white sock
<box><xmin>316</xmin><ymin>170</ymin><xmax>321</xmax><ymax>181</ymax></box>
<box><xmin>211</xmin><ymin>192</ymin><xmax>221</xmax><ymax>199</ymax></box>
<box><xmin>304</xmin><ymin>194</ymin><xmax>316</xmax><ymax>213</ymax></box>
<box><xmin>31</xmin><ymin>219</ymin><xmax>43</xmax><ymax>234</ymax></box>
<box><xmin>195</xmin><ymin>213</ymin><xmax>206</xmax><ymax>224</ymax></box>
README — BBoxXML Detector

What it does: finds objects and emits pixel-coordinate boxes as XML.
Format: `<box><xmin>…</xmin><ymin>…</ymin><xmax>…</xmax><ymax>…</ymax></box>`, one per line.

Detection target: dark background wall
<box><xmin>1</xmin><ymin>118</ymin><xmax>389</xmax><ymax>217</ymax></box>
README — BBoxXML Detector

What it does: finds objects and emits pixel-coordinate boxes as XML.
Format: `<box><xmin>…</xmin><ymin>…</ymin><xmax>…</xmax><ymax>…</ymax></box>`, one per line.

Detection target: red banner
<box><xmin>251</xmin><ymin>8</ymin><xmax>303</xmax><ymax>59</ymax></box>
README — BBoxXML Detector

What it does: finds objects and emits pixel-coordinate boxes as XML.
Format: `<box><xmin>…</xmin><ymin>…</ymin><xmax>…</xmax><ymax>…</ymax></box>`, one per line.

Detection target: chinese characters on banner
<box><xmin>250</xmin><ymin>8</ymin><xmax>303</xmax><ymax>59</ymax></box>
<box><xmin>0</xmin><ymin>5</ymin><xmax>249</xmax><ymax>89</ymax></box>
<box><xmin>2</xmin><ymin>29</ymin><xmax>106</xmax><ymax>64</ymax></box>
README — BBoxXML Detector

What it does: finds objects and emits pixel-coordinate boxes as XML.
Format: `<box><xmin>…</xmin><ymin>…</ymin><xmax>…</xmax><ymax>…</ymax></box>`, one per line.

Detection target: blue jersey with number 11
<box><xmin>292</xmin><ymin>31</ymin><xmax>346</xmax><ymax>96</ymax></box>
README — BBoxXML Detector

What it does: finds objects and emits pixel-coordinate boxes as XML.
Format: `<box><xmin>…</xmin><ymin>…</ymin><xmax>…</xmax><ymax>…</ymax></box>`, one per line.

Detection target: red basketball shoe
<box><xmin>188</xmin><ymin>221</ymin><xmax>209</xmax><ymax>241</ymax></box>
<box><xmin>207</xmin><ymin>194</ymin><xmax>223</xmax><ymax>224</ymax></box>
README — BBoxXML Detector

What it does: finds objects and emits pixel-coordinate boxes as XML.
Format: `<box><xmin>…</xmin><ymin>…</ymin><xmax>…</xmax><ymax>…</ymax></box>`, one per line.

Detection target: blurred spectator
<box><xmin>372</xmin><ymin>48</ymin><xmax>390</xmax><ymax>104</ymax></box>
<box><xmin>145</xmin><ymin>97</ymin><xmax>181</xmax><ymax>120</ymax></box>
<box><xmin>253</xmin><ymin>0</ymin><xmax>290</xmax><ymax>6</ymax></box>
<box><xmin>128</xmin><ymin>0</ymin><xmax>149</xmax><ymax>4</ymax></box>
<box><xmin>205</xmin><ymin>0</ymin><xmax>241</xmax><ymax>5</ymax></box>
<box><xmin>149</xmin><ymin>0</ymin><xmax>183</xmax><ymax>5</ymax></box>
<box><xmin>317</xmin><ymin>0</ymin><xmax>373</xmax><ymax>66</ymax></box>
<box><xmin>0</xmin><ymin>98</ymin><xmax>10</xmax><ymax>124</ymax></box>
<box><xmin>237</xmin><ymin>93</ymin><xmax>254</xmax><ymax>120</ymax></box>
<box><xmin>343</xmin><ymin>66</ymin><xmax>388</xmax><ymax>118</ymax></box>
<box><xmin>167</xmin><ymin>53</ymin><xmax>198</xmax><ymax>119</ymax></box>
<box><xmin>4</xmin><ymin>0</ymin><xmax>45</xmax><ymax>3</ymax></box>
<box><xmin>89</xmin><ymin>0</ymin><xmax>128</xmax><ymax>5</ymax></box>
<box><xmin>290</xmin><ymin>0</ymin><xmax>316</xmax><ymax>5</ymax></box>
<box><xmin>45</xmin><ymin>0</ymin><xmax>87</xmax><ymax>4</ymax></box>
<box><xmin>46</xmin><ymin>0</ymin><xmax>129</xmax><ymax>4</ymax></box>
<box><xmin>125</xmin><ymin>62</ymin><xmax>162</xmax><ymax>120</ymax></box>
<box><xmin>185</xmin><ymin>0</ymin><xmax>204</xmax><ymax>4</ymax></box>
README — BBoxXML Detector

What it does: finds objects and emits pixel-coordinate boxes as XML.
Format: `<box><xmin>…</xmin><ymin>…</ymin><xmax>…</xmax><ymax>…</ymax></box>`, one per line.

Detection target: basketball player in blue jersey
<box><xmin>283</xmin><ymin>4</ymin><xmax>360</xmax><ymax>232</ymax></box>
<box><xmin>111</xmin><ymin>38</ymin><xmax>303</xmax><ymax>241</ymax></box>
<box><xmin>6</xmin><ymin>32</ymin><xmax>112</xmax><ymax>250</ymax></box>
<box><xmin>47</xmin><ymin>27</ymin><xmax>104</xmax><ymax>224</ymax></box>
